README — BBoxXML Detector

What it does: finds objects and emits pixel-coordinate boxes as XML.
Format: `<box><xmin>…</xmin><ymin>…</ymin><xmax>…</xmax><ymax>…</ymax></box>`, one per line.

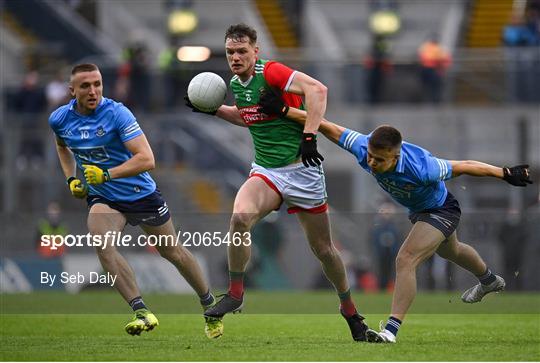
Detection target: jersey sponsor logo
<box><xmin>71</xmin><ymin>146</ymin><xmax>110</xmax><ymax>163</ymax></box>
<box><xmin>377</xmin><ymin>178</ymin><xmax>412</xmax><ymax>199</ymax></box>
<box><xmin>238</xmin><ymin>105</ymin><xmax>275</xmax><ymax>125</ymax></box>
<box><xmin>95</xmin><ymin>126</ymin><xmax>106</xmax><ymax>137</ymax></box>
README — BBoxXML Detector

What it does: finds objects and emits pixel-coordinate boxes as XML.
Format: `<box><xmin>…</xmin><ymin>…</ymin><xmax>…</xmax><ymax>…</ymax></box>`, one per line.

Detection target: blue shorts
<box><xmin>87</xmin><ymin>189</ymin><xmax>170</xmax><ymax>226</ymax></box>
<box><xmin>408</xmin><ymin>192</ymin><xmax>461</xmax><ymax>239</ymax></box>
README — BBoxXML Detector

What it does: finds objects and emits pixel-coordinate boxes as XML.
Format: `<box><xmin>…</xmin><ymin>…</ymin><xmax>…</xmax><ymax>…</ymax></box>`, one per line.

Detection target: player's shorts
<box><xmin>249</xmin><ymin>161</ymin><xmax>328</xmax><ymax>214</ymax></box>
<box><xmin>408</xmin><ymin>192</ymin><xmax>461</xmax><ymax>239</ymax></box>
<box><xmin>87</xmin><ymin>188</ymin><xmax>170</xmax><ymax>226</ymax></box>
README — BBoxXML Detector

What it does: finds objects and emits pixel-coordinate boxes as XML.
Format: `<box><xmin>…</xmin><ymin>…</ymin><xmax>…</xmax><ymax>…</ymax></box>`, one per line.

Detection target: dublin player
<box><xmin>258</xmin><ymin>88</ymin><xmax>533</xmax><ymax>343</ymax></box>
<box><xmin>49</xmin><ymin>63</ymin><xmax>223</xmax><ymax>339</ymax></box>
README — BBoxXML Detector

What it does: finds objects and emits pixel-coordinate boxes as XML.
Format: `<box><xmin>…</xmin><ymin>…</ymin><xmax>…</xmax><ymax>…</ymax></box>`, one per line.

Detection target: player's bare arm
<box><xmin>285</xmin><ymin>107</ymin><xmax>345</xmax><ymax>144</ymax></box>
<box><xmin>216</xmin><ymin>104</ymin><xmax>247</xmax><ymax>127</ymax></box>
<box><xmin>286</xmin><ymin>72</ymin><xmax>327</xmax><ymax>134</ymax></box>
<box><xmin>449</xmin><ymin>160</ymin><xmax>504</xmax><ymax>178</ymax></box>
<box><xmin>108</xmin><ymin>134</ymin><xmax>155</xmax><ymax>179</ymax></box>
<box><xmin>55</xmin><ymin>136</ymin><xmax>77</xmax><ymax>178</ymax></box>
<box><xmin>449</xmin><ymin>160</ymin><xmax>532</xmax><ymax>186</ymax></box>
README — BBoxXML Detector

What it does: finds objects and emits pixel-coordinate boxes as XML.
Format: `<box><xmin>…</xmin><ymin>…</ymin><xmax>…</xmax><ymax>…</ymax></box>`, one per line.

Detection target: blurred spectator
<box><xmin>114</xmin><ymin>60</ymin><xmax>131</xmax><ymax>105</ymax></box>
<box><xmin>425</xmin><ymin>254</ymin><xmax>454</xmax><ymax>291</ymax></box>
<box><xmin>129</xmin><ymin>43</ymin><xmax>151</xmax><ymax>111</ymax></box>
<box><xmin>498</xmin><ymin>209</ymin><xmax>527</xmax><ymax>290</ymax></box>
<box><xmin>354</xmin><ymin>256</ymin><xmax>379</xmax><ymax>293</ymax></box>
<box><xmin>524</xmin><ymin>3</ymin><xmax>540</xmax><ymax>45</ymax></box>
<box><xmin>371</xmin><ymin>202</ymin><xmax>400</xmax><ymax>291</ymax></box>
<box><xmin>114</xmin><ymin>44</ymin><xmax>151</xmax><ymax>111</ymax></box>
<box><xmin>159</xmin><ymin>47</ymin><xmax>190</xmax><ymax>109</ymax></box>
<box><xmin>250</xmin><ymin>212</ymin><xmax>291</xmax><ymax>289</ymax></box>
<box><xmin>14</xmin><ymin>71</ymin><xmax>46</xmax><ymax>113</ymax></box>
<box><xmin>503</xmin><ymin>9</ymin><xmax>540</xmax><ymax>103</ymax></box>
<box><xmin>45</xmin><ymin>71</ymin><xmax>70</xmax><ymax>110</ymax></box>
<box><xmin>417</xmin><ymin>34</ymin><xmax>452</xmax><ymax>103</ymax></box>
<box><xmin>35</xmin><ymin>202</ymin><xmax>68</xmax><ymax>258</ymax></box>
<box><xmin>14</xmin><ymin>71</ymin><xmax>46</xmax><ymax>170</ymax></box>
<box><xmin>364</xmin><ymin>35</ymin><xmax>392</xmax><ymax>104</ymax></box>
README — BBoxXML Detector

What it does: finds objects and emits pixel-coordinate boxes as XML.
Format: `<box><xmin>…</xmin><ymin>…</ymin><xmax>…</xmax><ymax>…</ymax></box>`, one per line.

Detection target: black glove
<box><xmin>297</xmin><ymin>133</ymin><xmax>324</xmax><ymax>167</ymax></box>
<box><xmin>184</xmin><ymin>95</ymin><xmax>217</xmax><ymax>116</ymax></box>
<box><xmin>503</xmin><ymin>164</ymin><xmax>532</xmax><ymax>186</ymax></box>
<box><xmin>258</xmin><ymin>88</ymin><xmax>289</xmax><ymax>117</ymax></box>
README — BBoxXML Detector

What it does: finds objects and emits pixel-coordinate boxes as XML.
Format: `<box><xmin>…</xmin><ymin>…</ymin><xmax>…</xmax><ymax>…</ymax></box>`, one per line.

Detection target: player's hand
<box><xmin>83</xmin><ymin>164</ymin><xmax>111</xmax><ymax>185</ymax></box>
<box><xmin>503</xmin><ymin>164</ymin><xmax>532</xmax><ymax>186</ymax></box>
<box><xmin>184</xmin><ymin>95</ymin><xmax>217</xmax><ymax>116</ymax></box>
<box><xmin>297</xmin><ymin>133</ymin><xmax>324</xmax><ymax>167</ymax></box>
<box><xmin>67</xmin><ymin>177</ymin><xmax>88</xmax><ymax>199</ymax></box>
<box><xmin>258</xmin><ymin>88</ymin><xmax>289</xmax><ymax>117</ymax></box>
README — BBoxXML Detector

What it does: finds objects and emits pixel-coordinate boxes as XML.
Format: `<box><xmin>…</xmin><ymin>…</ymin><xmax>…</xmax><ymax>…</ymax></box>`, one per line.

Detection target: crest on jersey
<box><xmin>95</xmin><ymin>126</ymin><xmax>106</xmax><ymax>137</ymax></box>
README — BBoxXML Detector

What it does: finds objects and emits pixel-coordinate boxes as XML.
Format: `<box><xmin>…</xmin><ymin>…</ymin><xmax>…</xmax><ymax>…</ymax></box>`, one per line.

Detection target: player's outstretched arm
<box><xmin>287</xmin><ymin>108</ymin><xmax>345</xmax><ymax>145</ymax></box>
<box><xmin>215</xmin><ymin>104</ymin><xmax>247</xmax><ymax>127</ymax></box>
<box><xmin>449</xmin><ymin>160</ymin><xmax>532</xmax><ymax>186</ymax></box>
<box><xmin>258</xmin><ymin>89</ymin><xmax>345</xmax><ymax>144</ymax></box>
<box><xmin>184</xmin><ymin>95</ymin><xmax>246</xmax><ymax>127</ymax></box>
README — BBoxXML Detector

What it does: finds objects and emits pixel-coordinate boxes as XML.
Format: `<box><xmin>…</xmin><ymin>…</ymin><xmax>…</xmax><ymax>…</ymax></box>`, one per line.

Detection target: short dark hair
<box><xmin>225</xmin><ymin>23</ymin><xmax>257</xmax><ymax>45</ymax></box>
<box><xmin>71</xmin><ymin>63</ymin><xmax>99</xmax><ymax>76</ymax></box>
<box><xmin>369</xmin><ymin>125</ymin><xmax>402</xmax><ymax>150</ymax></box>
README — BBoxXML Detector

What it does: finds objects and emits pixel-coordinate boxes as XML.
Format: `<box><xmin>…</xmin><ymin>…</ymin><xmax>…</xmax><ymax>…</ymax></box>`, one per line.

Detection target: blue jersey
<box><xmin>339</xmin><ymin>129</ymin><xmax>453</xmax><ymax>212</ymax></box>
<box><xmin>49</xmin><ymin>97</ymin><xmax>156</xmax><ymax>202</ymax></box>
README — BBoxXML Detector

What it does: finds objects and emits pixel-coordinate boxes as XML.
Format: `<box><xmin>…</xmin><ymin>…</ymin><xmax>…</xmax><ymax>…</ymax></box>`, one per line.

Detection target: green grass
<box><xmin>1</xmin><ymin>292</ymin><xmax>539</xmax><ymax>361</ymax></box>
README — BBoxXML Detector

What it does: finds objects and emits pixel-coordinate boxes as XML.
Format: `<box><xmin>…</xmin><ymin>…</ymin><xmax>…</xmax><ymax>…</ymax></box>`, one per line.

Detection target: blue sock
<box><xmin>199</xmin><ymin>290</ymin><xmax>215</xmax><ymax>307</ymax></box>
<box><xmin>385</xmin><ymin>316</ymin><xmax>402</xmax><ymax>336</ymax></box>
<box><xmin>129</xmin><ymin>296</ymin><xmax>147</xmax><ymax>311</ymax></box>
<box><xmin>477</xmin><ymin>268</ymin><xmax>496</xmax><ymax>286</ymax></box>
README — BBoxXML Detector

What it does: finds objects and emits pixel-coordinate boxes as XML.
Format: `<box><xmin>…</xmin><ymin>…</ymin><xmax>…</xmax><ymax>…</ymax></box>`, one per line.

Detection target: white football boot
<box><xmin>366</xmin><ymin>321</ymin><xmax>397</xmax><ymax>343</ymax></box>
<box><xmin>461</xmin><ymin>275</ymin><xmax>506</xmax><ymax>303</ymax></box>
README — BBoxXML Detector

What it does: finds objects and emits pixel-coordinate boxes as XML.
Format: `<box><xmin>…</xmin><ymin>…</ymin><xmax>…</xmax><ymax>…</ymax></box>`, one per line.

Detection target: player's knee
<box><xmin>95</xmin><ymin>245</ymin><xmax>116</xmax><ymax>262</ymax></box>
<box><xmin>230</xmin><ymin>212</ymin><xmax>256</xmax><ymax>231</ymax></box>
<box><xmin>395</xmin><ymin>250</ymin><xmax>416</xmax><ymax>271</ymax></box>
<box><xmin>310</xmin><ymin>243</ymin><xmax>335</xmax><ymax>261</ymax></box>
<box><xmin>157</xmin><ymin>245</ymin><xmax>184</xmax><ymax>262</ymax></box>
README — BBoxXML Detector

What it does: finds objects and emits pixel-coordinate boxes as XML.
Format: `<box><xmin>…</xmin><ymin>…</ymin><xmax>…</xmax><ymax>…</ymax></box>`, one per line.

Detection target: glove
<box><xmin>67</xmin><ymin>177</ymin><xmax>88</xmax><ymax>199</ymax></box>
<box><xmin>184</xmin><ymin>95</ymin><xmax>217</xmax><ymax>116</ymax></box>
<box><xmin>503</xmin><ymin>164</ymin><xmax>532</xmax><ymax>187</ymax></box>
<box><xmin>83</xmin><ymin>164</ymin><xmax>111</xmax><ymax>185</ymax></box>
<box><xmin>258</xmin><ymin>88</ymin><xmax>289</xmax><ymax>117</ymax></box>
<box><xmin>297</xmin><ymin>133</ymin><xmax>324</xmax><ymax>167</ymax></box>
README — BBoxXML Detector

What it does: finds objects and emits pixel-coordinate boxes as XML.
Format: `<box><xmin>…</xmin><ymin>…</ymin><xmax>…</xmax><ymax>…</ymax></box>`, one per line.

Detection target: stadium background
<box><xmin>1</xmin><ymin>0</ymin><xmax>539</xmax><ymax>298</ymax></box>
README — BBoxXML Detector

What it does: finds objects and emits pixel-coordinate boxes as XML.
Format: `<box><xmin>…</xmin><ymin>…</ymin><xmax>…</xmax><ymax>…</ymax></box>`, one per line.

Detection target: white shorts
<box><xmin>249</xmin><ymin>162</ymin><xmax>328</xmax><ymax>214</ymax></box>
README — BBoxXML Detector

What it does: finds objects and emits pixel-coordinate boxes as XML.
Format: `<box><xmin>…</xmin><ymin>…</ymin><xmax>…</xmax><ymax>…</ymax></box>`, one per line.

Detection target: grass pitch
<box><xmin>1</xmin><ymin>291</ymin><xmax>539</xmax><ymax>361</ymax></box>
